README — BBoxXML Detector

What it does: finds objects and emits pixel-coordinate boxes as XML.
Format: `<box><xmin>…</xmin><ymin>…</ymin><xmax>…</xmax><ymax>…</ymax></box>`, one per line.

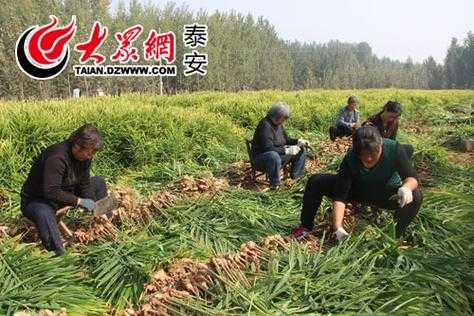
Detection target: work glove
<box><xmin>285</xmin><ymin>145</ymin><xmax>301</xmax><ymax>156</ymax></box>
<box><xmin>335</xmin><ymin>227</ymin><xmax>349</xmax><ymax>241</ymax></box>
<box><xmin>396</xmin><ymin>186</ymin><xmax>413</xmax><ymax>208</ymax></box>
<box><xmin>297</xmin><ymin>139</ymin><xmax>310</xmax><ymax>148</ymax></box>
<box><xmin>77</xmin><ymin>198</ymin><xmax>96</xmax><ymax>212</ymax></box>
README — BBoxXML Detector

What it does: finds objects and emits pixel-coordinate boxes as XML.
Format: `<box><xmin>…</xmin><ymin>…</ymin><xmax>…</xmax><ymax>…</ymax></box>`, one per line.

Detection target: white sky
<box><xmin>112</xmin><ymin>0</ymin><xmax>474</xmax><ymax>63</ymax></box>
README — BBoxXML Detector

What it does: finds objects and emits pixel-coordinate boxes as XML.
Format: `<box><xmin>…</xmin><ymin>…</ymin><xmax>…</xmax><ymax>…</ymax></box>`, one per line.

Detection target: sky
<box><xmin>111</xmin><ymin>0</ymin><xmax>474</xmax><ymax>63</ymax></box>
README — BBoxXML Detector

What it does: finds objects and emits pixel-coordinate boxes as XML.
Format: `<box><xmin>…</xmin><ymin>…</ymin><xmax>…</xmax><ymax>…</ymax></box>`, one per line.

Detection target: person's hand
<box><xmin>335</xmin><ymin>227</ymin><xmax>349</xmax><ymax>241</ymax></box>
<box><xmin>397</xmin><ymin>186</ymin><xmax>413</xmax><ymax>208</ymax></box>
<box><xmin>285</xmin><ymin>145</ymin><xmax>301</xmax><ymax>156</ymax></box>
<box><xmin>297</xmin><ymin>139</ymin><xmax>310</xmax><ymax>148</ymax></box>
<box><xmin>353</xmin><ymin>122</ymin><xmax>361</xmax><ymax>128</ymax></box>
<box><xmin>77</xmin><ymin>198</ymin><xmax>96</xmax><ymax>212</ymax></box>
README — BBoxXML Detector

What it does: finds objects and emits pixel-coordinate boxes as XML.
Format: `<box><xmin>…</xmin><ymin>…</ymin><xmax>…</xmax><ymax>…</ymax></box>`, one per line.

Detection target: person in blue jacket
<box><xmin>329</xmin><ymin>96</ymin><xmax>361</xmax><ymax>141</ymax></box>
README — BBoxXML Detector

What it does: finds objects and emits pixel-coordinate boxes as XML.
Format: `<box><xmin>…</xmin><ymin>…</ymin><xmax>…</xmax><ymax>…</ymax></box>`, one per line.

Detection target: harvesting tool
<box><xmin>93</xmin><ymin>195</ymin><xmax>119</xmax><ymax>217</ymax></box>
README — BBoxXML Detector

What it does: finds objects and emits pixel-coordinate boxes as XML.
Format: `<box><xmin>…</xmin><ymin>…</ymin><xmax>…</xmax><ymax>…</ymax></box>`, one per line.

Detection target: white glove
<box><xmin>285</xmin><ymin>145</ymin><xmax>301</xmax><ymax>156</ymax></box>
<box><xmin>297</xmin><ymin>139</ymin><xmax>310</xmax><ymax>147</ymax></box>
<box><xmin>335</xmin><ymin>227</ymin><xmax>349</xmax><ymax>241</ymax></box>
<box><xmin>397</xmin><ymin>186</ymin><xmax>413</xmax><ymax>208</ymax></box>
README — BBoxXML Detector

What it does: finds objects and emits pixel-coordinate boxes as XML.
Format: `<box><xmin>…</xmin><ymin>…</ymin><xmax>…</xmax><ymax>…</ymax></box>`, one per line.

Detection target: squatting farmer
<box><xmin>251</xmin><ymin>101</ymin><xmax>309</xmax><ymax>190</ymax></box>
<box><xmin>21</xmin><ymin>123</ymin><xmax>108</xmax><ymax>256</ymax></box>
<box><xmin>291</xmin><ymin>125</ymin><xmax>423</xmax><ymax>241</ymax></box>
<box><xmin>329</xmin><ymin>95</ymin><xmax>361</xmax><ymax>141</ymax></box>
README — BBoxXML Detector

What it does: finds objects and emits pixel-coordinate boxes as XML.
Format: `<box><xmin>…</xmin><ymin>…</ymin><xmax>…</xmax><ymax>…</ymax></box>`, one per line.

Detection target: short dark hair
<box><xmin>383</xmin><ymin>101</ymin><xmax>402</xmax><ymax>116</ymax></box>
<box><xmin>352</xmin><ymin>125</ymin><xmax>382</xmax><ymax>156</ymax></box>
<box><xmin>347</xmin><ymin>96</ymin><xmax>358</xmax><ymax>104</ymax></box>
<box><xmin>69</xmin><ymin>123</ymin><xmax>104</xmax><ymax>150</ymax></box>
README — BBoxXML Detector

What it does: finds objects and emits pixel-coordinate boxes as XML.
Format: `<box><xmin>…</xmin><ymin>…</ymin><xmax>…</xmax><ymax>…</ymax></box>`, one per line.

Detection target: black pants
<box><xmin>301</xmin><ymin>174</ymin><xmax>422</xmax><ymax>238</ymax></box>
<box><xmin>21</xmin><ymin>176</ymin><xmax>107</xmax><ymax>253</ymax></box>
<box><xmin>333</xmin><ymin>124</ymin><xmax>355</xmax><ymax>138</ymax></box>
<box><xmin>402</xmin><ymin>144</ymin><xmax>414</xmax><ymax>159</ymax></box>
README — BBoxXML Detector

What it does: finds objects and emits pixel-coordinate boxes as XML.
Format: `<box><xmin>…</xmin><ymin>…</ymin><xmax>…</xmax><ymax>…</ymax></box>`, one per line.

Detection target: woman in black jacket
<box><xmin>21</xmin><ymin>123</ymin><xmax>107</xmax><ymax>256</ymax></box>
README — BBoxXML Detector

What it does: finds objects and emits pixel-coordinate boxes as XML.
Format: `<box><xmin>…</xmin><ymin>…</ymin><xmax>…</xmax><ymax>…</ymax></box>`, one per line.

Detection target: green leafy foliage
<box><xmin>0</xmin><ymin>238</ymin><xmax>107</xmax><ymax>315</ymax></box>
<box><xmin>0</xmin><ymin>89</ymin><xmax>473</xmax><ymax>314</ymax></box>
<box><xmin>76</xmin><ymin>231</ymin><xmax>181</xmax><ymax>310</ymax></box>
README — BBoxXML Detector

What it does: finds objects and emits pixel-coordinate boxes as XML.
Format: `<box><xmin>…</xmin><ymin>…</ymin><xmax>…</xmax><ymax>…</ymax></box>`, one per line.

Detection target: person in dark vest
<box><xmin>21</xmin><ymin>124</ymin><xmax>108</xmax><ymax>256</ymax></box>
<box><xmin>363</xmin><ymin>101</ymin><xmax>414</xmax><ymax>158</ymax></box>
<box><xmin>290</xmin><ymin>125</ymin><xmax>422</xmax><ymax>241</ymax></box>
<box><xmin>251</xmin><ymin>101</ymin><xmax>309</xmax><ymax>190</ymax></box>
<box><xmin>329</xmin><ymin>96</ymin><xmax>361</xmax><ymax>141</ymax></box>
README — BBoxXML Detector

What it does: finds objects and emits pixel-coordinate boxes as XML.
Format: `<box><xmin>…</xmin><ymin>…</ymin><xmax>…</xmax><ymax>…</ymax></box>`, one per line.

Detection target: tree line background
<box><xmin>0</xmin><ymin>0</ymin><xmax>473</xmax><ymax>100</ymax></box>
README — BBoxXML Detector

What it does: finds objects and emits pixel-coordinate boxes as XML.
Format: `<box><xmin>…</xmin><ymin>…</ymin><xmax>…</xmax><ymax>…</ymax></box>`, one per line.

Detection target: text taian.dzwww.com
<box><xmin>73</xmin><ymin>65</ymin><xmax>177</xmax><ymax>76</ymax></box>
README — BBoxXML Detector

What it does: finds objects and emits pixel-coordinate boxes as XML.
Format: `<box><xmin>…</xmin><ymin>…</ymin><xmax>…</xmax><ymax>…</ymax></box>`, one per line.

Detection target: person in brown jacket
<box><xmin>364</xmin><ymin>101</ymin><xmax>401</xmax><ymax>140</ymax></box>
<box><xmin>363</xmin><ymin>101</ymin><xmax>413</xmax><ymax>158</ymax></box>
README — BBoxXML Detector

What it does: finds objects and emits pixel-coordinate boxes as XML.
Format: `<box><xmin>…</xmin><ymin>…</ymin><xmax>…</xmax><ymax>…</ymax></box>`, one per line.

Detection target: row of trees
<box><xmin>289</xmin><ymin>41</ymin><xmax>433</xmax><ymax>89</ymax></box>
<box><xmin>0</xmin><ymin>0</ymin><xmax>473</xmax><ymax>100</ymax></box>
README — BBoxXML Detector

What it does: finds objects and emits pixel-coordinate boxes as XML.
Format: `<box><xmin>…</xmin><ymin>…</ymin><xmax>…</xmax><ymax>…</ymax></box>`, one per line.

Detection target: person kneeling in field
<box><xmin>363</xmin><ymin>100</ymin><xmax>414</xmax><ymax>158</ymax></box>
<box><xmin>329</xmin><ymin>95</ymin><xmax>361</xmax><ymax>141</ymax></box>
<box><xmin>21</xmin><ymin>124</ymin><xmax>108</xmax><ymax>256</ymax></box>
<box><xmin>291</xmin><ymin>125</ymin><xmax>422</xmax><ymax>241</ymax></box>
<box><xmin>251</xmin><ymin>101</ymin><xmax>309</xmax><ymax>190</ymax></box>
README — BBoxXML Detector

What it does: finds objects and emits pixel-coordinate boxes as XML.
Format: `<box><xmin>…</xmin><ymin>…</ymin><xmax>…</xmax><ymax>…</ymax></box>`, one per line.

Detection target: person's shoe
<box><xmin>289</xmin><ymin>224</ymin><xmax>313</xmax><ymax>240</ymax></box>
<box><xmin>290</xmin><ymin>171</ymin><xmax>305</xmax><ymax>181</ymax></box>
<box><xmin>329</xmin><ymin>126</ymin><xmax>337</xmax><ymax>142</ymax></box>
<box><xmin>270</xmin><ymin>184</ymin><xmax>280</xmax><ymax>191</ymax></box>
<box><xmin>53</xmin><ymin>248</ymin><xmax>65</xmax><ymax>257</ymax></box>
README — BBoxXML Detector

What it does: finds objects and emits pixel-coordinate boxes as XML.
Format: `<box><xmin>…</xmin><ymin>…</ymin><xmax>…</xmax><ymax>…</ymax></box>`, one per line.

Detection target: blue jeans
<box><xmin>21</xmin><ymin>176</ymin><xmax>107</xmax><ymax>253</ymax></box>
<box><xmin>254</xmin><ymin>147</ymin><xmax>306</xmax><ymax>186</ymax></box>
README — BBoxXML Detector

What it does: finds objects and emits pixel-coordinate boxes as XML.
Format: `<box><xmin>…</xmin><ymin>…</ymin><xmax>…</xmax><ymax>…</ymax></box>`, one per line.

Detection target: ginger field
<box><xmin>0</xmin><ymin>89</ymin><xmax>473</xmax><ymax>315</ymax></box>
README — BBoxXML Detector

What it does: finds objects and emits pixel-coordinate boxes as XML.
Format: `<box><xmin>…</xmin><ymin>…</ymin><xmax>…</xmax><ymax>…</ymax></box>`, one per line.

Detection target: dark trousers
<box><xmin>301</xmin><ymin>174</ymin><xmax>422</xmax><ymax>238</ymax></box>
<box><xmin>402</xmin><ymin>144</ymin><xmax>414</xmax><ymax>159</ymax></box>
<box><xmin>333</xmin><ymin>124</ymin><xmax>355</xmax><ymax>138</ymax></box>
<box><xmin>21</xmin><ymin>176</ymin><xmax>107</xmax><ymax>253</ymax></box>
<box><xmin>254</xmin><ymin>147</ymin><xmax>306</xmax><ymax>186</ymax></box>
